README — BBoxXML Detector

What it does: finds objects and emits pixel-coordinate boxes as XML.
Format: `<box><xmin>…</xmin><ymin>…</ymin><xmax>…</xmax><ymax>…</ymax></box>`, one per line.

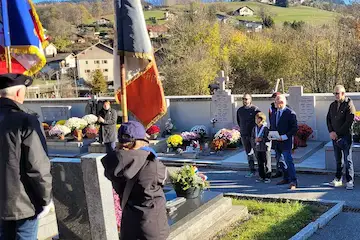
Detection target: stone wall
<box><xmin>23</xmin><ymin>92</ymin><xmax>360</xmax><ymax>142</ymax></box>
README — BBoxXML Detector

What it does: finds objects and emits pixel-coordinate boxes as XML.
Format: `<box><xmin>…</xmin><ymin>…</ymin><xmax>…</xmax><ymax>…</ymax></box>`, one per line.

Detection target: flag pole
<box><xmin>2</xmin><ymin>0</ymin><xmax>12</xmax><ymax>73</ymax></box>
<box><xmin>120</xmin><ymin>54</ymin><xmax>128</xmax><ymax>122</ymax></box>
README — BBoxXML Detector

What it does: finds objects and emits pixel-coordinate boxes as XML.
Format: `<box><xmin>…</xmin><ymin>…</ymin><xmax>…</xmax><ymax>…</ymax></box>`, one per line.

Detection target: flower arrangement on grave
<box><xmin>170</xmin><ymin>165</ymin><xmax>209</xmax><ymax>199</ymax></box>
<box><xmin>82</xmin><ymin>114</ymin><xmax>98</xmax><ymax>125</ymax></box>
<box><xmin>181</xmin><ymin>131</ymin><xmax>200</xmax><ymax>146</ymax></box>
<box><xmin>190</xmin><ymin>125</ymin><xmax>208</xmax><ymax>140</ymax></box>
<box><xmin>167</xmin><ymin>134</ymin><xmax>183</xmax><ymax>149</ymax></box>
<box><xmin>211</xmin><ymin>138</ymin><xmax>227</xmax><ymax>152</ymax></box>
<box><xmin>56</xmin><ymin>120</ymin><xmax>66</xmax><ymax>125</ymax></box>
<box><xmin>214</xmin><ymin>128</ymin><xmax>241</xmax><ymax>148</ymax></box>
<box><xmin>146</xmin><ymin>125</ymin><xmax>160</xmax><ymax>140</ymax></box>
<box><xmin>49</xmin><ymin>125</ymin><xmax>71</xmax><ymax>140</ymax></box>
<box><xmin>65</xmin><ymin>117</ymin><xmax>87</xmax><ymax>141</ymax></box>
<box><xmin>295</xmin><ymin>124</ymin><xmax>313</xmax><ymax>147</ymax></box>
<box><xmin>353</xmin><ymin>113</ymin><xmax>360</xmax><ymax>142</ymax></box>
<box><xmin>85</xmin><ymin>124</ymin><xmax>99</xmax><ymax>139</ymax></box>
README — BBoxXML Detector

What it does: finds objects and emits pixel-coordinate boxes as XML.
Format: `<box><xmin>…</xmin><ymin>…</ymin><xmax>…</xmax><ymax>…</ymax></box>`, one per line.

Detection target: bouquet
<box><xmin>65</xmin><ymin>117</ymin><xmax>88</xmax><ymax>131</ymax></box>
<box><xmin>190</xmin><ymin>125</ymin><xmax>208</xmax><ymax>138</ymax></box>
<box><xmin>82</xmin><ymin>114</ymin><xmax>98</xmax><ymax>125</ymax></box>
<box><xmin>170</xmin><ymin>165</ymin><xmax>209</xmax><ymax>192</ymax></box>
<box><xmin>214</xmin><ymin>128</ymin><xmax>241</xmax><ymax>145</ymax></box>
<box><xmin>49</xmin><ymin>125</ymin><xmax>71</xmax><ymax>137</ymax></box>
<box><xmin>296</xmin><ymin>124</ymin><xmax>313</xmax><ymax>140</ymax></box>
<box><xmin>211</xmin><ymin>138</ymin><xmax>227</xmax><ymax>151</ymax></box>
<box><xmin>181</xmin><ymin>131</ymin><xmax>200</xmax><ymax>141</ymax></box>
<box><xmin>146</xmin><ymin>125</ymin><xmax>160</xmax><ymax>135</ymax></box>
<box><xmin>167</xmin><ymin>134</ymin><xmax>183</xmax><ymax>148</ymax></box>
<box><xmin>354</xmin><ymin>113</ymin><xmax>360</xmax><ymax>136</ymax></box>
<box><xmin>85</xmin><ymin>124</ymin><xmax>99</xmax><ymax>138</ymax></box>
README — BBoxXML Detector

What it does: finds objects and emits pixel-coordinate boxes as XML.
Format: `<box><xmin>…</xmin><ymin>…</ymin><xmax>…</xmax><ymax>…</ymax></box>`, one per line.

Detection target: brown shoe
<box><xmin>289</xmin><ymin>183</ymin><xmax>297</xmax><ymax>190</ymax></box>
<box><xmin>276</xmin><ymin>180</ymin><xmax>290</xmax><ymax>185</ymax></box>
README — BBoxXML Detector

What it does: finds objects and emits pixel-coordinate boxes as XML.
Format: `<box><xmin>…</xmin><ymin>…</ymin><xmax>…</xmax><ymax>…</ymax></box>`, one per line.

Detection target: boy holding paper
<box><xmin>252</xmin><ymin>112</ymin><xmax>272</xmax><ymax>183</ymax></box>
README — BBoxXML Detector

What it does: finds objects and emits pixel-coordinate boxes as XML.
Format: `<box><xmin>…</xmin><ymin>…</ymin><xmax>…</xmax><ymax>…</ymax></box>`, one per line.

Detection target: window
<box><xmin>85</xmin><ymin>61</ymin><xmax>88</xmax><ymax>64</ymax></box>
<box><xmin>94</xmin><ymin>60</ymin><xmax>100</xmax><ymax>64</ymax></box>
<box><xmin>104</xmin><ymin>69</ymin><xmax>108</xmax><ymax>72</ymax></box>
<box><xmin>102</xmin><ymin>60</ymin><xmax>108</xmax><ymax>64</ymax></box>
<box><xmin>85</xmin><ymin>70</ymin><xmax>91</xmax><ymax>73</ymax></box>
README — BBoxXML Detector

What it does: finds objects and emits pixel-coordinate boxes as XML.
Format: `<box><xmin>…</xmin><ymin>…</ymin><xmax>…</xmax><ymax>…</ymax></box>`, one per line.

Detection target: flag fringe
<box><xmin>117</xmin><ymin>50</ymin><xmax>153</xmax><ymax>61</ymax></box>
<box><xmin>11</xmin><ymin>45</ymin><xmax>46</xmax><ymax>76</ymax></box>
<box><xmin>28</xmin><ymin>0</ymin><xmax>48</xmax><ymax>48</ymax></box>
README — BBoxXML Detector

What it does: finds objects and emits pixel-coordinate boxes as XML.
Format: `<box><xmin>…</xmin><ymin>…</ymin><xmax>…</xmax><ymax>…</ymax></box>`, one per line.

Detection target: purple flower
<box><xmin>181</xmin><ymin>131</ymin><xmax>200</xmax><ymax>141</ymax></box>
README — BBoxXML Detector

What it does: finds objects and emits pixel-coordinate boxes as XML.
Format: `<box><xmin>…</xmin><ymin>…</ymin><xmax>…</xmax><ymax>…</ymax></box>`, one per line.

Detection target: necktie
<box><xmin>276</xmin><ymin>110</ymin><xmax>281</xmax><ymax>127</ymax></box>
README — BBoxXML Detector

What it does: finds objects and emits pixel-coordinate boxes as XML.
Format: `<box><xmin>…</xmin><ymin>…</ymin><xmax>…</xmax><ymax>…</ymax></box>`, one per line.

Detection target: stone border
<box><xmin>224</xmin><ymin>193</ymin><xmax>345</xmax><ymax>240</ymax></box>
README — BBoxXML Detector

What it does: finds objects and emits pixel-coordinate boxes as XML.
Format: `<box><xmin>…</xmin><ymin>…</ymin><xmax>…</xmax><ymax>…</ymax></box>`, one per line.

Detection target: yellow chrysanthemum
<box><xmin>167</xmin><ymin>134</ymin><xmax>183</xmax><ymax>147</ymax></box>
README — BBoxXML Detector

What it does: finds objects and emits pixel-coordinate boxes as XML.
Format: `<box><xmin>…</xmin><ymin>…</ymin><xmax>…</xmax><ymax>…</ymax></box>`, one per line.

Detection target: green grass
<box><xmin>215</xmin><ymin>199</ymin><xmax>328</xmax><ymax>240</ymax></box>
<box><xmin>220</xmin><ymin>2</ymin><xmax>338</xmax><ymax>25</ymax></box>
<box><xmin>102</xmin><ymin>10</ymin><xmax>167</xmax><ymax>25</ymax></box>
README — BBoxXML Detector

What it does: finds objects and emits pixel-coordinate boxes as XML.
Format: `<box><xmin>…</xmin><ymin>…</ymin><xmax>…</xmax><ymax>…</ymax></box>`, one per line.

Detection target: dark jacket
<box><xmin>270</xmin><ymin>107</ymin><xmax>298</xmax><ymax>151</ymax></box>
<box><xmin>99</xmin><ymin>107</ymin><xmax>117</xmax><ymax>143</ymax></box>
<box><xmin>102</xmin><ymin>148</ymin><xmax>169</xmax><ymax>240</ymax></box>
<box><xmin>0</xmin><ymin>98</ymin><xmax>52</xmax><ymax>221</ymax></box>
<box><xmin>327</xmin><ymin>97</ymin><xmax>356</xmax><ymax>138</ymax></box>
<box><xmin>237</xmin><ymin>105</ymin><xmax>260</xmax><ymax>137</ymax></box>
<box><xmin>251</xmin><ymin>125</ymin><xmax>271</xmax><ymax>152</ymax></box>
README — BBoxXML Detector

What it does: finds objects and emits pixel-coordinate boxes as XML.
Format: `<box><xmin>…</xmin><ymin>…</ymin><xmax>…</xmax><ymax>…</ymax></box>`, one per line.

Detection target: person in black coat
<box><xmin>101</xmin><ymin>121</ymin><xmax>169</xmax><ymax>240</ymax></box>
<box><xmin>237</xmin><ymin>93</ymin><xmax>261</xmax><ymax>177</ymax></box>
<box><xmin>98</xmin><ymin>101</ymin><xmax>118</xmax><ymax>153</ymax></box>
<box><xmin>0</xmin><ymin>74</ymin><xmax>52</xmax><ymax>240</ymax></box>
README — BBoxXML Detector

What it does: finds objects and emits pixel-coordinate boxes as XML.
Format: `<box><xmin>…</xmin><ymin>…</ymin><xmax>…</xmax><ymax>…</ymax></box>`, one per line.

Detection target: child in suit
<box><xmin>252</xmin><ymin>112</ymin><xmax>272</xmax><ymax>183</ymax></box>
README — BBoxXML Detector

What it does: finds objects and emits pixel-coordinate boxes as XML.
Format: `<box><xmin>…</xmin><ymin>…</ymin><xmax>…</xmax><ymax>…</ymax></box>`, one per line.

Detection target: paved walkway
<box><xmin>201</xmin><ymin>169</ymin><xmax>360</xmax><ymax>208</ymax></box>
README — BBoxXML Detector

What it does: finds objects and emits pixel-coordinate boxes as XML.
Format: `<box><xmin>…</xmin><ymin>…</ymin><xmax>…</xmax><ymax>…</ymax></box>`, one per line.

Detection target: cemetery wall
<box><xmin>23</xmin><ymin>93</ymin><xmax>360</xmax><ymax>142</ymax></box>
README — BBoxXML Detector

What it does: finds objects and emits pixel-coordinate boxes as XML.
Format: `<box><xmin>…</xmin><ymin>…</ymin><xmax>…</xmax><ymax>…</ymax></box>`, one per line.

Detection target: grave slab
<box><xmin>41</xmin><ymin>106</ymin><xmax>71</xmax><ymax>123</ymax></box>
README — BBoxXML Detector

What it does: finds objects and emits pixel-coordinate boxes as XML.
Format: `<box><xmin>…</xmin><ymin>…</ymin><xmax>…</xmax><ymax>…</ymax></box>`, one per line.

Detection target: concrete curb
<box><xmin>223</xmin><ymin>193</ymin><xmax>345</xmax><ymax>240</ymax></box>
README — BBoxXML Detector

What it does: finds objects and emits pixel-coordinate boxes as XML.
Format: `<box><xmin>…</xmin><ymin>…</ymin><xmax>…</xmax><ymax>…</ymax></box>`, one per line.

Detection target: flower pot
<box><xmin>86</xmin><ymin>133</ymin><xmax>97</xmax><ymax>139</ymax></box>
<box><xmin>74</xmin><ymin>130</ymin><xmax>83</xmax><ymax>142</ymax></box>
<box><xmin>59</xmin><ymin>135</ymin><xmax>65</xmax><ymax>140</ymax></box>
<box><xmin>353</xmin><ymin>135</ymin><xmax>360</xmax><ymax>143</ymax></box>
<box><xmin>295</xmin><ymin>135</ymin><xmax>307</xmax><ymax>147</ymax></box>
<box><xmin>174</xmin><ymin>187</ymin><xmax>202</xmax><ymax>199</ymax></box>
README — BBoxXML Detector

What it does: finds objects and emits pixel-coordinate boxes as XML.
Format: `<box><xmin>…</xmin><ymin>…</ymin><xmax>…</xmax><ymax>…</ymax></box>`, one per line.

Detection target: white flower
<box><xmin>82</xmin><ymin>114</ymin><xmax>98</xmax><ymax>125</ymax></box>
<box><xmin>49</xmin><ymin>125</ymin><xmax>71</xmax><ymax>136</ymax></box>
<box><xmin>65</xmin><ymin>117</ymin><xmax>88</xmax><ymax>130</ymax></box>
<box><xmin>210</xmin><ymin>118</ymin><xmax>218</xmax><ymax>124</ymax></box>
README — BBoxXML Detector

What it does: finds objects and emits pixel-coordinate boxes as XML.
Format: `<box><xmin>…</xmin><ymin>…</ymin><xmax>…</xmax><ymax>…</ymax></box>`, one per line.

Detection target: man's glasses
<box><xmin>333</xmin><ymin>92</ymin><xmax>341</xmax><ymax>96</ymax></box>
<box><xmin>242</xmin><ymin>98</ymin><xmax>249</xmax><ymax>100</ymax></box>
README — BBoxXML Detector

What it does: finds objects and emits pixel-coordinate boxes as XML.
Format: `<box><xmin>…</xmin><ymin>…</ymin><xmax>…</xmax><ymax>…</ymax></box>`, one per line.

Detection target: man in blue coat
<box><xmin>270</xmin><ymin>94</ymin><xmax>298</xmax><ymax>189</ymax></box>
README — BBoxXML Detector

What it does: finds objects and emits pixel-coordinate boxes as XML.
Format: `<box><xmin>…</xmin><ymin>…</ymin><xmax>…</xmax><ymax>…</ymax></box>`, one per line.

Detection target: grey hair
<box><xmin>334</xmin><ymin>85</ymin><xmax>346</xmax><ymax>93</ymax></box>
<box><xmin>0</xmin><ymin>85</ymin><xmax>26</xmax><ymax>98</ymax></box>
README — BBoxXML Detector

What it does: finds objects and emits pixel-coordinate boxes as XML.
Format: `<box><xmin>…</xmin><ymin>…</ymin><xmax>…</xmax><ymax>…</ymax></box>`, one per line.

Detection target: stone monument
<box><xmin>41</xmin><ymin>106</ymin><xmax>71</xmax><ymax>123</ymax></box>
<box><xmin>288</xmin><ymin>86</ymin><xmax>317</xmax><ymax>140</ymax></box>
<box><xmin>210</xmin><ymin>71</ymin><xmax>237</xmax><ymax>131</ymax></box>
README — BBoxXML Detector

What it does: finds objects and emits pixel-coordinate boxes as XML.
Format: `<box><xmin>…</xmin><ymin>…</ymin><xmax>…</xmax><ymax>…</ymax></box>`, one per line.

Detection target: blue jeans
<box><xmin>275</xmin><ymin>148</ymin><xmax>297</xmax><ymax>183</ymax></box>
<box><xmin>105</xmin><ymin>142</ymin><xmax>116</xmax><ymax>153</ymax></box>
<box><xmin>0</xmin><ymin>216</ymin><xmax>39</xmax><ymax>240</ymax></box>
<box><xmin>333</xmin><ymin>136</ymin><xmax>354</xmax><ymax>182</ymax></box>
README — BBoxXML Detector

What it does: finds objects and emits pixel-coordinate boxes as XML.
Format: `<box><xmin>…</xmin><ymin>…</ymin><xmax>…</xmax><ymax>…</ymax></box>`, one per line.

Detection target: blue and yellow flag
<box><xmin>0</xmin><ymin>0</ymin><xmax>47</xmax><ymax>75</ymax></box>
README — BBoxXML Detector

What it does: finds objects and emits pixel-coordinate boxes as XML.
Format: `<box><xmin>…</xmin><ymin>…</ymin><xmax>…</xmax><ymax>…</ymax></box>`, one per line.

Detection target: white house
<box><xmin>238</xmin><ymin>20</ymin><xmax>263</xmax><ymax>32</ymax></box>
<box><xmin>94</xmin><ymin>18</ymin><xmax>111</xmax><ymax>25</ymax></box>
<box><xmin>44</xmin><ymin>43</ymin><xmax>58</xmax><ymax>57</ymax></box>
<box><xmin>232</xmin><ymin>6</ymin><xmax>255</xmax><ymax>16</ymax></box>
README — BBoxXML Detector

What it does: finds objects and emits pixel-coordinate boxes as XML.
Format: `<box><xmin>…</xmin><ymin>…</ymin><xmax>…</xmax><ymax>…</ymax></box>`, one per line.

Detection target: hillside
<box><xmin>122</xmin><ymin>2</ymin><xmax>338</xmax><ymax>26</ymax></box>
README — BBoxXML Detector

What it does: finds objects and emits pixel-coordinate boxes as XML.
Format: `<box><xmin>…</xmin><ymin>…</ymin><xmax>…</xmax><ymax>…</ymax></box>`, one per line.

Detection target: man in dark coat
<box><xmin>0</xmin><ymin>74</ymin><xmax>53</xmax><ymax>240</ymax></box>
<box><xmin>327</xmin><ymin>85</ymin><xmax>356</xmax><ymax>190</ymax></box>
<box><xmin>237</xmin><ymin>93</ymin><xmax>261</xmax><ymax>177</ymax></box>
<box><xmin>98</xmin><ymin>100</ymin><xmax>118</xmax><ymax>153</ymax></box>
<box><xmin>270</xmin><ymin>94</ymin><xmax>298</xmax><ymax>189</ymax></box>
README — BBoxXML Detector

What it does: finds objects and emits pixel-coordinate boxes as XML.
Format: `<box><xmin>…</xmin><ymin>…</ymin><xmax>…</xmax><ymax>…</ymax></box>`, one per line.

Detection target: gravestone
<box><xmin>51</xmin><ymin>154</ymin><xmax>118</xmax><ymax>240</ymax></box>
<box><xmin>288</xmin><ymin>86</ymin><xmax>317</xmax><ymax>140</ymax></box>
<box><xmin>41</xmin><ymin>106</ymin><xmax>71</xmax><ymax>123</ymax></box>
<box><xmin>210</xmin><ymin>71</ymin><xmax>237</xmax><ymax>132</ymax></box>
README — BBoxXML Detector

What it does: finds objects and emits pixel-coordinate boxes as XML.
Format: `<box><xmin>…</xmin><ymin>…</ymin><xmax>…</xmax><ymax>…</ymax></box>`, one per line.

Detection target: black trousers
<box><xmin>255</xmin><ymin>151</ymin><xmax>272</xmax><ymax>179</ymax></box>
<box><xmin>241</xmin><ymin>136</ymin><xmax>256</xmax><ymax>173</ymax></box>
